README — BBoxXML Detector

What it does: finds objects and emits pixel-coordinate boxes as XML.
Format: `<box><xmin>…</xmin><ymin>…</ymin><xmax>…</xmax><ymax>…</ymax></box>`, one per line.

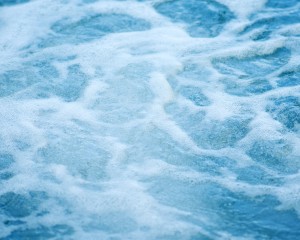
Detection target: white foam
<box><xmin>0</xmin><ymin>0</ymin><xmax>300</xmax><ymax>238</ymax></box>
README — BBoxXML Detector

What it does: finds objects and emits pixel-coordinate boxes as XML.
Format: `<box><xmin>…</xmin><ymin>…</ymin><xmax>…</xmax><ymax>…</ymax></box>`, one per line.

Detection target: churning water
<box><xmin>0</xmin><ymin>0</ymin><xmax>300</xmax><ymax>239</ymax></box>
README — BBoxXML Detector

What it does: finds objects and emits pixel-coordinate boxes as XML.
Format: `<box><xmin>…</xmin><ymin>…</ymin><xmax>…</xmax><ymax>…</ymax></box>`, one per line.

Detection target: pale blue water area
<box><xmin>0</xmin><ymin>0</ymin><xmax>300</xmax><ymax>239</ymax></box>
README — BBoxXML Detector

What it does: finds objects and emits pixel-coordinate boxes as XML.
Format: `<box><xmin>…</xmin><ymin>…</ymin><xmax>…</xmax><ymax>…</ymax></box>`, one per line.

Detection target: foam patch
<box><xmin>0</xmin><ymin>0</ymin><xmax>299</xmax><ymax>239</ymax></box>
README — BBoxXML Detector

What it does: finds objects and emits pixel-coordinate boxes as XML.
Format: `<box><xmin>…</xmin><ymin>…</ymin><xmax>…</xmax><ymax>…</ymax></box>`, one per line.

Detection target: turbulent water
<box><xmin>0</xmin><ymin>0</ymin><xmax>300</xmax><ymax>239</ymax></box>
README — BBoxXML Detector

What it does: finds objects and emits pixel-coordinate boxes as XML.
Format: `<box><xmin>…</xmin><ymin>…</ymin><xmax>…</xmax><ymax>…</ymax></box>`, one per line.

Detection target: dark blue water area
<box><xmin>276</xmin><ymin>67</ymin><xmax>300</xmax><ymax>87</ymax></box>
<box><xmin>266</xmin><ymin>0</ymin><xmax>300</xmax><ymax>9</ymax></box>
<box><xmin>0</xmin><ymin>69</ymin><xmax>37</xmax><ymax>98</ymax></box>
<box><xmin>37</xmin><ymin>14</ymin><xmax>151</xmax><ymax>48</ymax></box>
<box><xmin>0</xmin><ymin>60</ymin><xmax>90</xmax><ymax>102</ymax></box>
<box><xmin>154</xmin><ymin>0</ymin><xmax>234</xmax><ymax>37</ymax></box>
<box><xmin>213</xmin><ymin>47</ymin><xmax>291</xmax><ymax>78</ymax></box>
<box><xmin>0</xmin><ymin>0</ymin><xmax>29</xmax><ymax>7</ymax></box>
<box><xmin>0</xmin><ymin>154</ymin><xmax>14</xmax><ymax>171</ymax></box>
<box><xmin>212</xmin><ymin>47</ymin><xmax>291</xmax><ymax>96</ymax></box>
<box><xmin>147</xmin><ymin>179</ymin><xmax>300</xmax><ymax>239</ymax></box>
<box><xmin>0</xmin><ymin>154</ymin><xmax>15</xmax><ymax>182</ymax></box>
<box><xmin>37</xmin><ymin>133</ymin><xmax>111</xmax><ymax>180</ymax></box>
<box><xmin>165</xmin><ymin>102</ymin><xmax>251</xmax><ymax>149</ymax></box>
<box><xmin>0</xmin><ymin>172</ymin><xmax>14</xmax><ymax>181</ymax></box>
<box><xmin>240</xmin><ymin>1</ymin><xmax>300</xmax><ymax>40</ymax></box>
<box><xmin>127</xmin><ymin>126</ymin><xmax>238</xmax><ymax>176</ymax></box>
<box><xmin>1</xmin><ymin>224</ymin><xmax>74</xmax><ymax>240</ymax></box>
<box><xmin>35</xmin><ymin>64</ymin><xmax>88</xmax><ymax>102</ymax></box>
<box><xmin>236</xmin><ymin>166</ymin><xmax>284</xmax><ymax>186</ymax></box>
<box><xmin>0</xmin><ymin>190</ymin><xmax>75</xmax><ymax>240</ymax></box>
<box><xmin>267</xmin><ymin>96</ymin><xmax>300</xmax><ymax>132</ymax></box>
<box><xmin>247</xmin><ymin>138</ymin><xmax>298</xmax><ymax>174</ymax></box>
<box><xmin>178</xmin><ymin>86</ymin><xmax>211</xmax><ymax>106</ymax></box>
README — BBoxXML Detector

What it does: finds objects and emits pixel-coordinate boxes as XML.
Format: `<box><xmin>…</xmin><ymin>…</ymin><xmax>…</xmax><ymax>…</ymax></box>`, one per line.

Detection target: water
<box><xmin>0</xmin><ymin>0</ymin><xmax>299</xmax><ymax>239</ymax></box>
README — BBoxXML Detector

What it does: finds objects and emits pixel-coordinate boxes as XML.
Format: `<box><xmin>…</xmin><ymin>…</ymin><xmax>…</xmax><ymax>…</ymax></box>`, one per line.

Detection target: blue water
<box><xmin>0</xmin><ymin>0</ymin><xmax>300</xmax><ymax>239</ymax></box>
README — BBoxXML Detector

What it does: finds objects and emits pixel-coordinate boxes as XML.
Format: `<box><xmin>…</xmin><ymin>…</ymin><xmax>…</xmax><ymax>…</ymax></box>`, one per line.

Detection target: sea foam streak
<box><xmin>0</xmin><ymin>0</ymin><xmax>300</xmax><ymax>239</ymax></box>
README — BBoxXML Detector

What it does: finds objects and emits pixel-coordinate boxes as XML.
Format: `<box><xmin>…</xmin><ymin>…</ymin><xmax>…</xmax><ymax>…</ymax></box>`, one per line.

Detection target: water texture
<box><xmin>0</xmin><ymin>0</ymin><xmax>300</xmax><ymax>239</ymax></box>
